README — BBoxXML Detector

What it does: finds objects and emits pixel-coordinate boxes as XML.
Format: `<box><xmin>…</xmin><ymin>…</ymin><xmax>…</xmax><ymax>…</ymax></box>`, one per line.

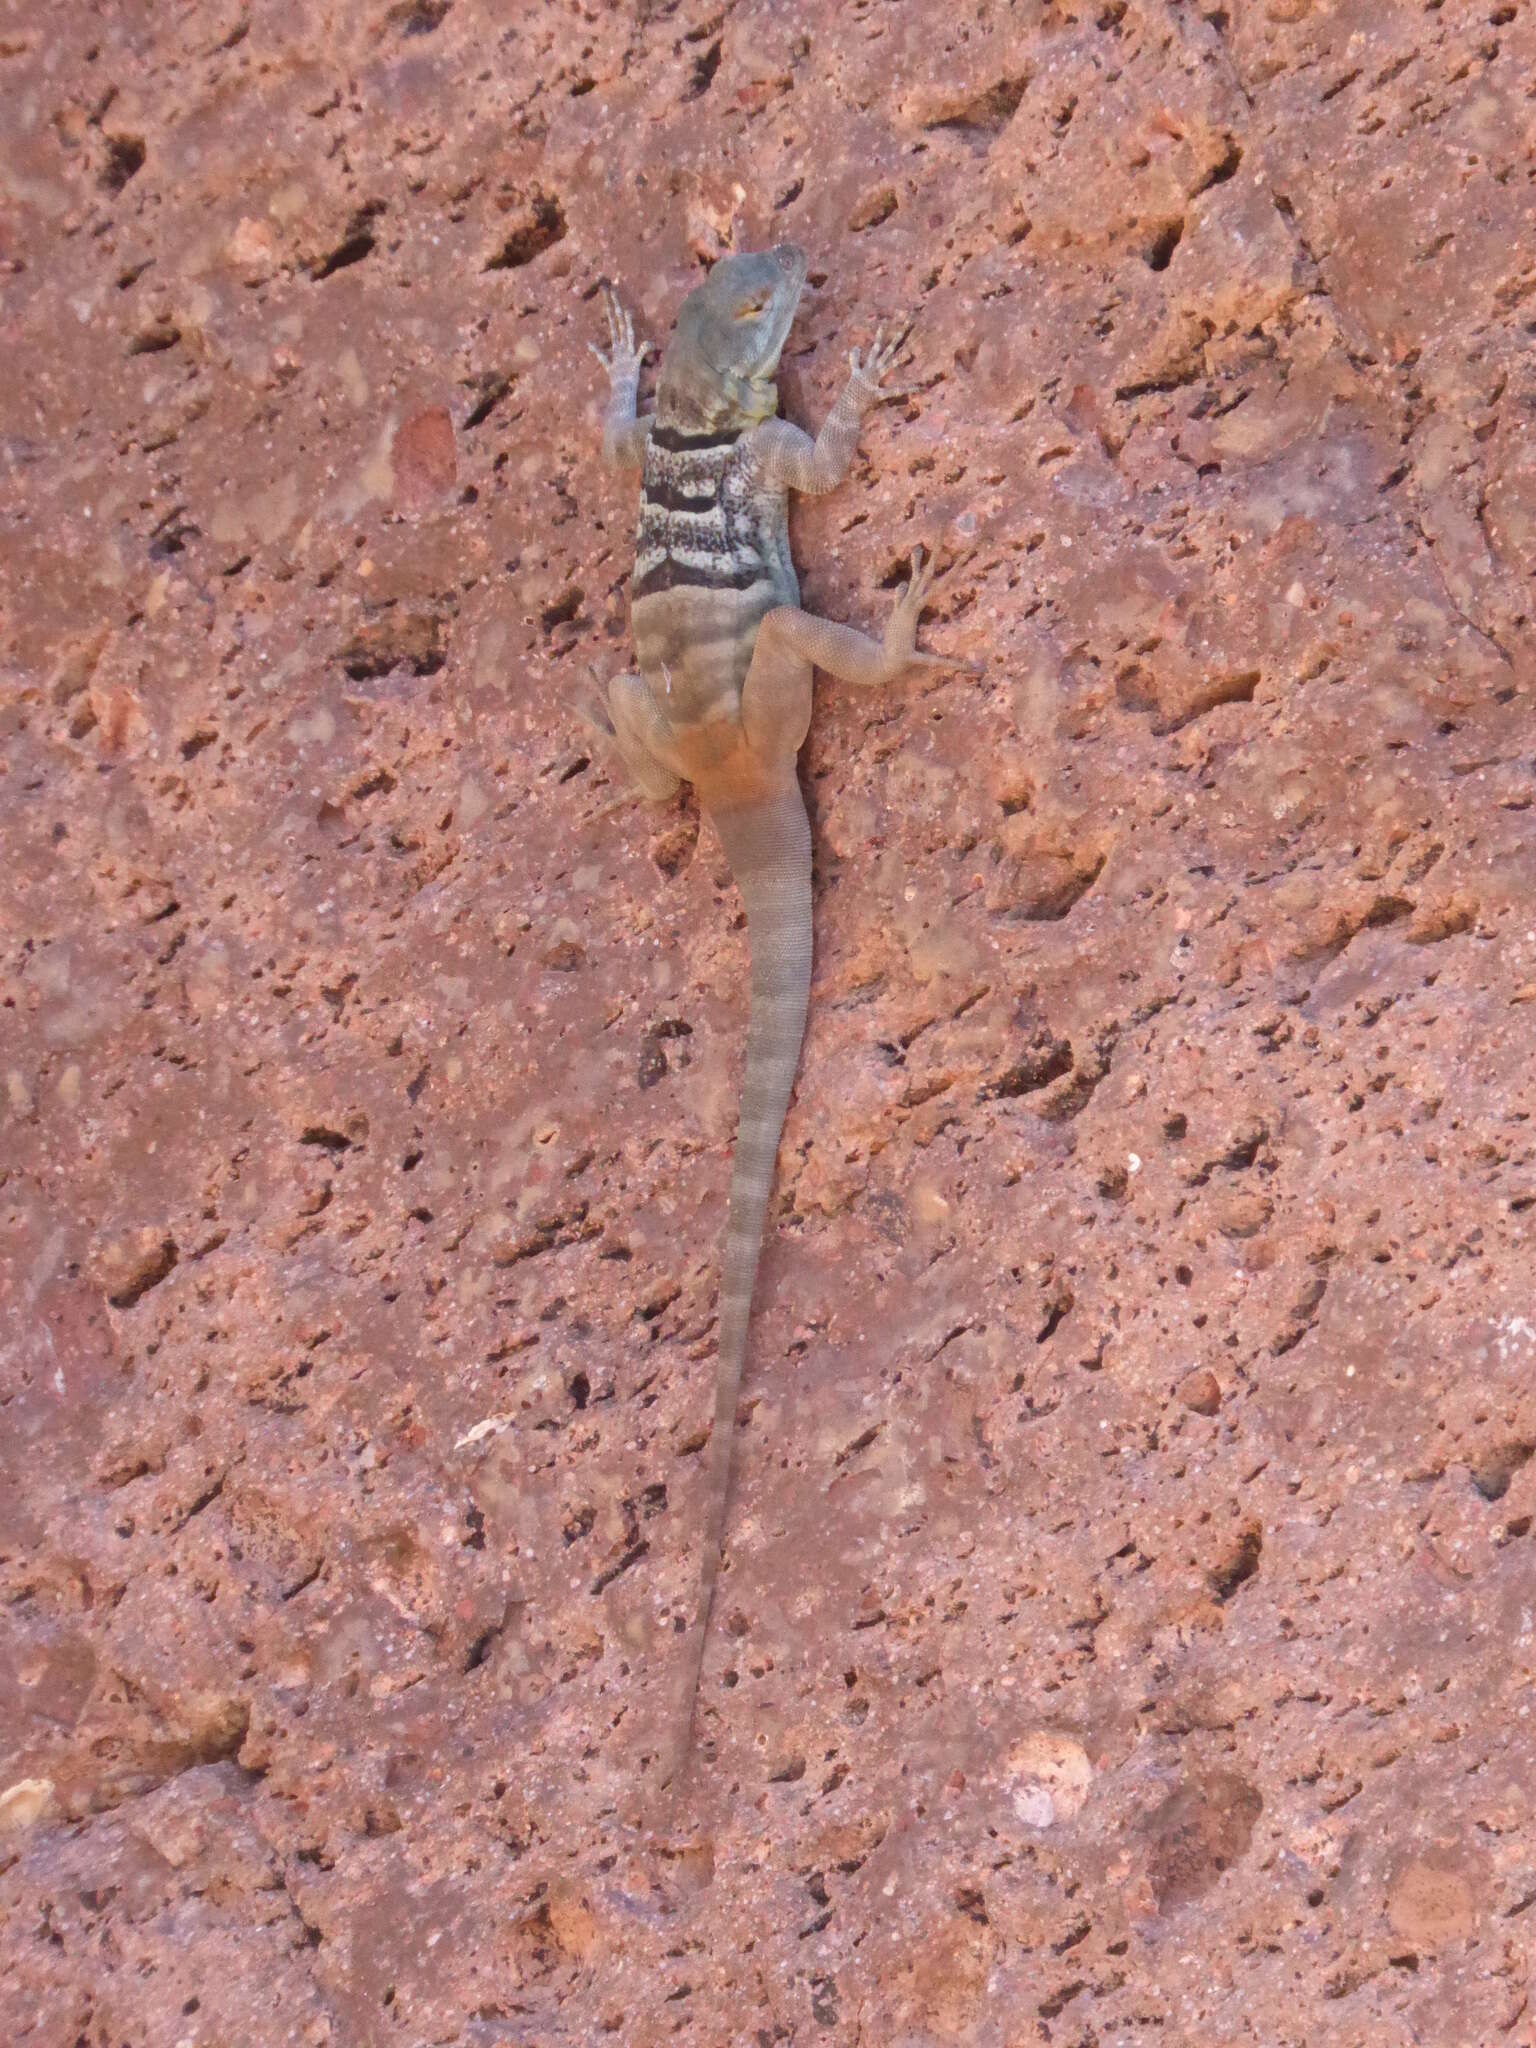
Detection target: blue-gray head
<box><xmin>658</xmin><ymin>243</ymin><xmax>809</xmax><ymax>429</ymax></box>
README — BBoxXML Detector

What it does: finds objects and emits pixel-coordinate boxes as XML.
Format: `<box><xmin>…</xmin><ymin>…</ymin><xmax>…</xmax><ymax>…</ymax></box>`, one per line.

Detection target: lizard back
<box><xmin>631</xmin><ymin>424</ymin><xmax>799</xmax><ymax>736</ymax></box>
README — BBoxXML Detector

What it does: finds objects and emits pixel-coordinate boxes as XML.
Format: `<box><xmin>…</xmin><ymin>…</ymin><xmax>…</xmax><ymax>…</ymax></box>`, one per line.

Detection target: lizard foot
<box><xmin>849</xmin><ymin>317</ymin><xmax>921</xmax><ymax>402</ymax></box>
<box><xmin>587</xmin><ymin>286</ymin><xmax>651</xmax><ymax>385</ymax></box>
<box><xmin>563</xmin><ymin>668</ymin><xmax>618</xmax><ymax>743</ymax></box>
<box><xmin>884</xmin><ymin>544</ymin><xmax>984</xmax><ymax>676</ymax></box>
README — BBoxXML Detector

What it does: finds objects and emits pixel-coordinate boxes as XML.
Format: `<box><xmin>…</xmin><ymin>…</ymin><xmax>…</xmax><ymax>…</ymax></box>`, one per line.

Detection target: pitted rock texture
<box><xmin>2</xmin><ymin>2</ymin><xmax>1534</xmax><ymax>2044</ymax></box>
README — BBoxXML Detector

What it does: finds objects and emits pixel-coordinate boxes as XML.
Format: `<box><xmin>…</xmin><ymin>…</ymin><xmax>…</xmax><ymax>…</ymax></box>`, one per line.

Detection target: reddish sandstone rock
<box><xmin>1</xmin><ymin>0</ymin><xmax>1532</xmax><ymax>2042</ymax></box>
<box><xmin>390</xmin><ymin>405</ymin><xmax>458</xmax><ymax>519</ymax></box>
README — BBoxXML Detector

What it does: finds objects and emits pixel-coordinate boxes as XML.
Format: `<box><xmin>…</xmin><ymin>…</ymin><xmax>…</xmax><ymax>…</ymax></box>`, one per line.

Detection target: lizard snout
<box><xmin>770</xmin><ymin>243</ymin><xmax>809</xmax><ymax>286</ymax></box>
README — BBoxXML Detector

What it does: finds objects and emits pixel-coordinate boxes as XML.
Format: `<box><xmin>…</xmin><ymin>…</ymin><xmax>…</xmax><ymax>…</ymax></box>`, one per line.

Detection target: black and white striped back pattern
<box><xmin>633</xmin><ymin>425</ymin><xmax>767</xmax><ymax>602</ymax></box>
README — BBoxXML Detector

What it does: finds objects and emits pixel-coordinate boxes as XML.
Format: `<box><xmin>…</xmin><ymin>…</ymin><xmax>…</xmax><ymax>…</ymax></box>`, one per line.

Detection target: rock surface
<box><xmin>2</xmin><ymin>1</ymin><xmax>1533</xmax><ymax>2042</ymax></box>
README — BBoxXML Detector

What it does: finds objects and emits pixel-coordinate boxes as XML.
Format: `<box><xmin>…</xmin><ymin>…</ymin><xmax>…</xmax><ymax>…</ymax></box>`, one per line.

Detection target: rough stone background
<box><xmin>2</xmin><ymin>1</ymin><xmax>1534</xmax><ymax>2042</ymax></box>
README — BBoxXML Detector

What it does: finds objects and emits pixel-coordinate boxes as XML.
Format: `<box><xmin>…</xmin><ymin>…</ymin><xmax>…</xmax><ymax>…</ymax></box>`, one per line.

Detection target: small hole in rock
<box><xmin>100</xmin><ymin>135</ymin><xmax>146</xmax><ymax>192</ymax></box>
<box><xmin>1146</xmin><ymin>219</ymin><xmax>1184</xmax><ymax>270</ymax></box>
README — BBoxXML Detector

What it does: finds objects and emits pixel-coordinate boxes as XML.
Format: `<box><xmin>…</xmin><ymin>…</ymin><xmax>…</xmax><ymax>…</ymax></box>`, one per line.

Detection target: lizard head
<box><xmin>659</xmin><ymin>243</ymin><xmax>809</xmax><ymax>429</ymax></box>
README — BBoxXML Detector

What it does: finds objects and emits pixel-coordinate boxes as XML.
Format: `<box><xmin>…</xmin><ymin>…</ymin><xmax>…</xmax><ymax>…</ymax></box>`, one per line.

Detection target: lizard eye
<box><xmin>736</xmin><ymin>297</ymin><xmax>769</xmax><ymax>320</ymax></box>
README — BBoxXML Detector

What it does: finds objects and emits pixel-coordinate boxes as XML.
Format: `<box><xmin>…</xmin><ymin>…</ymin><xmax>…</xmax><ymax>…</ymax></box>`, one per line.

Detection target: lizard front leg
<box><xmin>748</xmin><ymin>324</ymin><xmax>911</xmax><ymax>495</ymax></box>
<box><xmin>589</xmin><ymin>288</ymin><xmax>653</xmax><ymax>474</ymax></box>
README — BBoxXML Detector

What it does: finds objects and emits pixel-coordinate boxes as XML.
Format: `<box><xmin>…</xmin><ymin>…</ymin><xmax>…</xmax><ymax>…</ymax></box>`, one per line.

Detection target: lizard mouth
<box><xmin>750</xmin><ymin>243</ymin><xmax>808</xmax><ymax>376</ymax></box>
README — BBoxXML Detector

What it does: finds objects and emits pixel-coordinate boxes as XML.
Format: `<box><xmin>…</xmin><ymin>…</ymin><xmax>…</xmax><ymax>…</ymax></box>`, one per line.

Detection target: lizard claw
<box><xmin>892</xmin><ymin>541</ymin><xmax>940</xmax><ymax>613</ymax></box>
<box><xmin>591</xmin><ymin>286</ymin><xmax>652</xmax><ymax>380</ymax></box>
<box><xmin>886</xmin><ymin>544</ymin><xmax>984</xmax><ymax>675</ymax></box>
<box><xmin>849</xmin><ymin>315</ymin><xmax>919</xmax><ymax>396</ymax></box>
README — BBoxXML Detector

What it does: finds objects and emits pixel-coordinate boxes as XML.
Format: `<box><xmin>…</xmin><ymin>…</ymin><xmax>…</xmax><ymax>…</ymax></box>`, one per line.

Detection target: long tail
<box><xmin>667</xmin><ymin>779</ymin><xmax>812</xmax><ymax>1787</ymax></box>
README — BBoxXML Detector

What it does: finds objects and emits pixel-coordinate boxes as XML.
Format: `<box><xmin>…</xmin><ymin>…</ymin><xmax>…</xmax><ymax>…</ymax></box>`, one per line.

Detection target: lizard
<box><xmin>582</xmin><ymin>243</ymin><xmax>966</xmax><ymax>1790</ymax></box>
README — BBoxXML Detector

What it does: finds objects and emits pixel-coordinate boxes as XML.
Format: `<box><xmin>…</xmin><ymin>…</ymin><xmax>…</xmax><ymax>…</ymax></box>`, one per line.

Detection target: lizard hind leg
<box><xmin>880</xmin><ymin>543</ymin><xmax>980</xmax><ymax>676</ymax></box>
<box><xmin>742</xmin><ymin>546</ymin><xmax>978</xmax><ymax>704</ymax></box>
<box><xmin>739</xmin><ymin>647</ymin><xmax>814</xmax><ymax>764</ymax></box>
<box><xmin>576</xmin><ymin>668</ymin><xmax>682</xmax><ymax>800</ymax></box>
<box><xmin>609</xmin><ymin>670</ymin><xmax>683</xmax><ymax>800</ymax></box>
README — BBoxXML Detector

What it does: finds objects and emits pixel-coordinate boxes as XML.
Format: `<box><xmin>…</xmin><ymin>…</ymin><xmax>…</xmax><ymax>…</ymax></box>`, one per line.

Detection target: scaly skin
<box><xmin>585</xmin><ymin>247</ymin><xmax>971</xmax><ymax>1800</ymax></box>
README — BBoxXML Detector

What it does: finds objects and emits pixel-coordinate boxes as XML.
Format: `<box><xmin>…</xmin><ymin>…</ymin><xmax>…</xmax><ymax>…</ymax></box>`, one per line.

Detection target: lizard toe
<box><xmin>563</xmin><ymin>677</ymin><xmax>616</xmax><ymax>739</ymax></box>
<box><xmin>909</xmin><ymin>647</ymin><xmax>983</xmax><ymax>676</ymax></box>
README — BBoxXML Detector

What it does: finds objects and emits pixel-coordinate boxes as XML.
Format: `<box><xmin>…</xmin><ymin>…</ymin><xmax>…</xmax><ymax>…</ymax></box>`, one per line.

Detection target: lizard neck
<box><xmin>656</xmin><ymin>347</ymin><xmax>778</xmax><ymax>435</ymax></box>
